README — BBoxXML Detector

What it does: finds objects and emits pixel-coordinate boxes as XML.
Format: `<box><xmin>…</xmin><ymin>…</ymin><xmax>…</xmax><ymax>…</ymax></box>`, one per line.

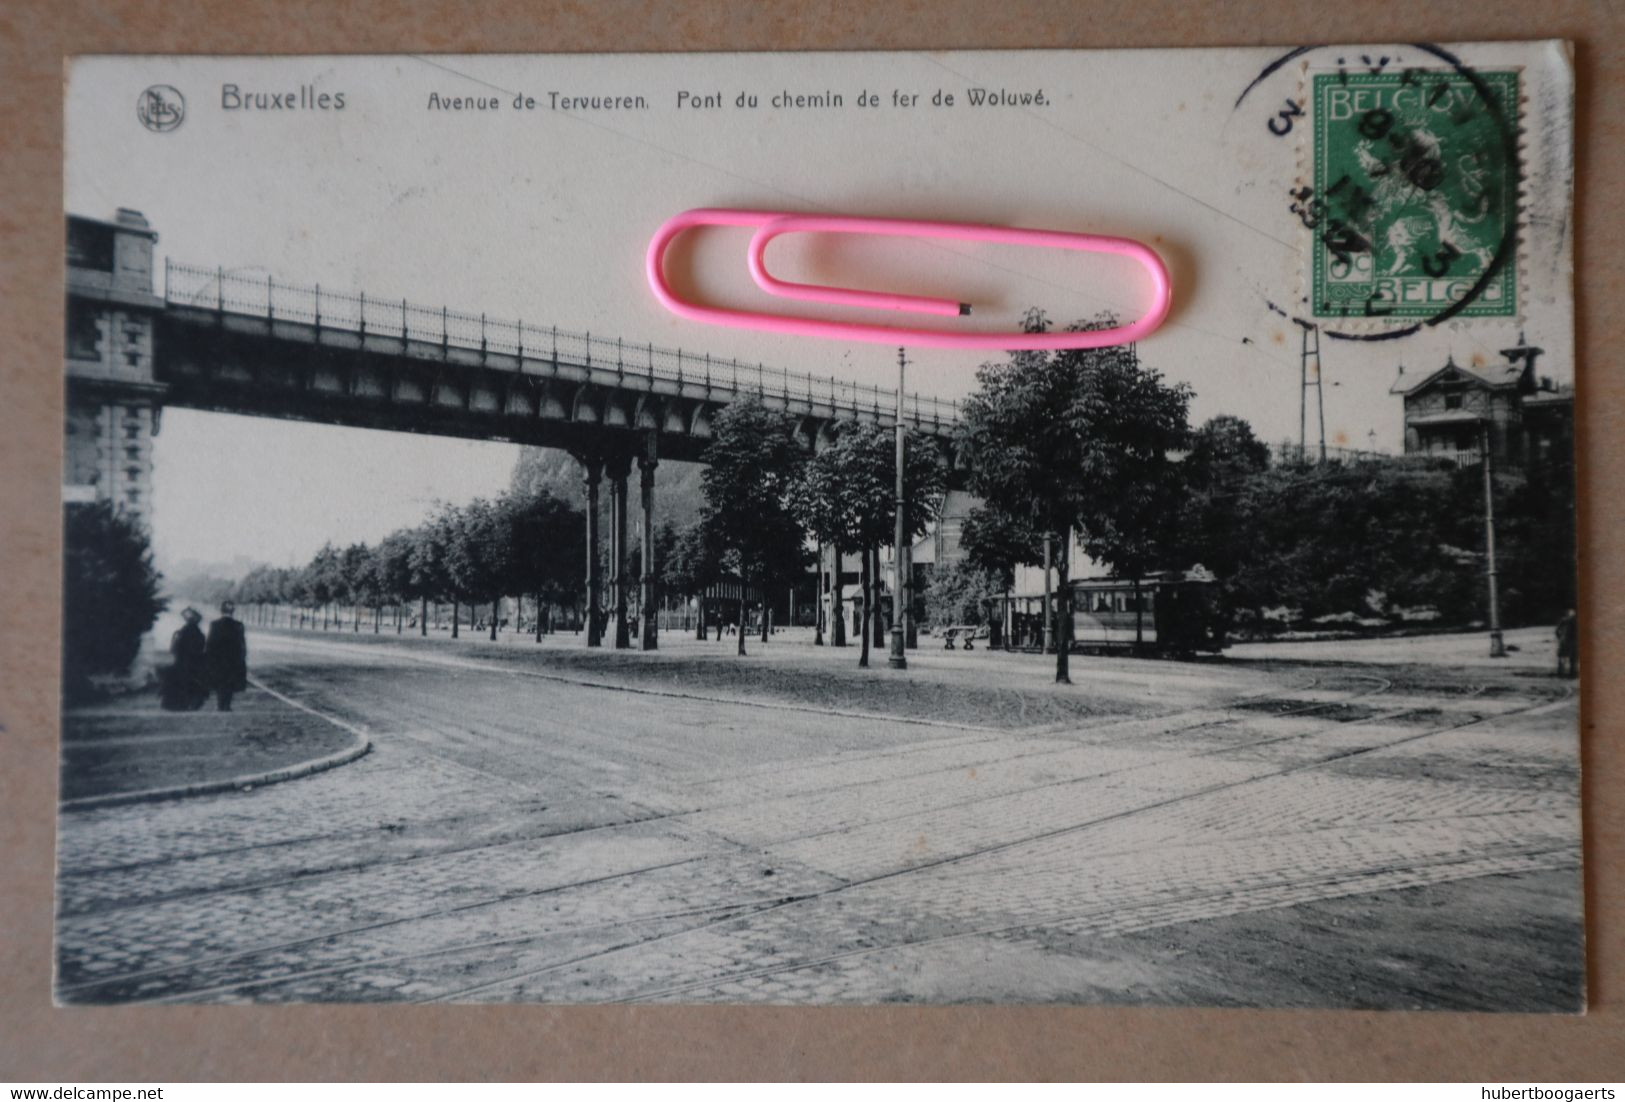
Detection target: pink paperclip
<box><xmin>645</xmin><ymin>208</ymin><xmax>1171</xmax><ymax>351</ymax></box>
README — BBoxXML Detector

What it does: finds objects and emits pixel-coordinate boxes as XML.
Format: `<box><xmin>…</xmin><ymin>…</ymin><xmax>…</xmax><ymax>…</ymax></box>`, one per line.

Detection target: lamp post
<box><xmin>889</xmin><ymin>347</ymin><xmax>909</xmax><ymax>670</ymax></box>
<box><xmin>1481</xmin><ymin>422</ymin><xmax>1506</xmax><ymax>658</ymax></box>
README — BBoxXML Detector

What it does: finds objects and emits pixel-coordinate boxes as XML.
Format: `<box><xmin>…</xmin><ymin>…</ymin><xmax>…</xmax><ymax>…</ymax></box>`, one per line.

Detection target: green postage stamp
<box><xmin>1309</xmin><ymin>69</ymin><xmax>1519</xmax><ymax>321</ymax></box>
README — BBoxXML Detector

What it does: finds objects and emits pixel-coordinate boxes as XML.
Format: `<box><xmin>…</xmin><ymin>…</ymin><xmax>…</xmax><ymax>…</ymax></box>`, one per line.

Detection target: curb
<box><xmin>60</xmin><ymin>678</ymin><xmax>372</xmax><ymax>813</ymax></box>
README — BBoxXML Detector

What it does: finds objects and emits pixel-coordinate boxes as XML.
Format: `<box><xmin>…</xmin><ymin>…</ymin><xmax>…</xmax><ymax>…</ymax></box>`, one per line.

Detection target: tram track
<box><xmin>93</xmin><ymin>792</ymin><xmax>1563</xmax><ymax>1005</ymax></box>
<box><xmin>622</xmin><ymin>842</ymin><xmax>1580</xmax><ymax>1004</ymax></box>
<box><xmin>417</xmin><ymin>682</ymin><xmax>1571</xmax><ymax>1004</ymax></box>
<box><xmin>54</xmin><ymin>804</ymin><xmax>686</xmax><ymax>919</ymax></box>
<box><xmin>132</xmin><ymin>899</ymin><xmax>761</xmax><ymax>1006</ymax></box>
<box><xmin>56</xmin><ymin>671</ymin><xmax>1377</xmax><ymax>919</ymax></box>
<box><xmin>57</xmin><ymin>666</ymin><xmax>1569</xmax><ymax>1006</ymax></box>
<box><xmin>54</xmin><ymin>669</ymin><xmax>1328</xmax><ymax>881</ymax></box>
<box><xmin>89</xmin><ymin>784</ymin><xmax>1570</xmax><ymax>1007</ymax></box>
<box><xmin>55</xmin><ymin>671</ymin><xmax>1390</xmax><ymax>1001</ymax></box>
<box><xmin>54</xmin><ymin>850</ymin><xmax>718</xmax><ymax>1000</ymax></box>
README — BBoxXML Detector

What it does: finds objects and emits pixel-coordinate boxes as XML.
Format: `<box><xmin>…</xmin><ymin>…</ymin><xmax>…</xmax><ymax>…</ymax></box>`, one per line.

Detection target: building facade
<box><xmin>1391</xmin><ymin>337</ymin><xmax>1573</xmax><ymax>469</ymax></box>
<box><xmin>64</xmin><ymin>209</ymin><xmax>165</xmax><ymax>526</ymax></box>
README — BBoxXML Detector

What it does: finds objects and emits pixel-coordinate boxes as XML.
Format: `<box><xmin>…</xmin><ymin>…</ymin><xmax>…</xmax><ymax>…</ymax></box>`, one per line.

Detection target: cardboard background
<box><xmin>1</xmin><ymin>0</ymin><xmax>1619</xmax><ymax>1081</ymax></box>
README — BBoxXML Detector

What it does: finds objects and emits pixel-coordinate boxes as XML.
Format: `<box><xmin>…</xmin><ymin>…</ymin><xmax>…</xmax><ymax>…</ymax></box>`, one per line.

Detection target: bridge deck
<box><xmin>139</xmin><ymin>261</ymin><xmax>961</xmax><ymax>458</ymax></box>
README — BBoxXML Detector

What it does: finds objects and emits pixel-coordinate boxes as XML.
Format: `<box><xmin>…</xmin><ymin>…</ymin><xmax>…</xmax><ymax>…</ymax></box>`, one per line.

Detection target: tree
<box><xmin>426</xmin><ymin>505</ymin><xmax>471</xmax><ymax>637</ymax></box>
<box><xmin>790</xmin><ymin>422</ymin><xmax>944</xmax><ymax>666</ymax></box>
<box><xmin>923</xmin><ymin>560</ymin><xmax>1009</xmax><ymax>634</ymax></box>
<box><xmin>959</xmin><ymin>500</ymin><xmax>1041</xmax><ymax>586</ymax></box>
<box><xmin>1183</xmin><ymin>414</ymin><xmax>1271</xmax><ymax>490</ymax></box>
<box><xmin>230</xmin><ymin>564</ymin><xmax>271</xmax><ymax>625</ymax></box>
<box><xmin>664</xmin><ymin>518</ymin><xmax>723</xmax><ymax>640</ymax></box>
<box><xmin>62</xmin><ymin>502</ymin><xmax>167</xmax><ymax>700</ymax></box>
<box><xmin>407</xmin><ymin>517</ymin><xmax>449</xmax><ymax>636</ymax></box>
<box><xmin>338</xmin><ymin>542</ymin><xmax>372</xmax><ymax>633</ymax></box>
<box><xmin>1488</xmin><ymin>458</ymin><xmax>1576</xmax><ymax>626</ymax></box>
<box><xmin>305</xmin><ymin>544</ymin><xmax>343</xmax><ymax>630</ymax></box>
<box><xmin>626</xmin><ymin>518</ymin><xmax>680</xmax><ymax>633</ymax></box>
<box><xmin>700</xmin><ymin>397</ymin><xmax>809</xmax><ymax>655</ymax></box>
<box><xmin>958</xmin><ymin>499</ymin><xmax>1041</xmax><ymax>650</ymax></box>
<box><xmin>1166</xmin><ymin>415</ymin><xmax>1272</xmax><ymax>594</ymax></box>
<box><xmin>285</xmin><ymin>562</ymin><xmax>314</xmax><ymax>628</ymax></box>
<box><xmin>503</xmin><ymin>487</ymin><xmax>583</xmax><ymax>641</ymax></box>
<box><xmin>441</xmin><ymin>499</ymin><xmax>514</xmax><ymax>641</ymax></box>
<box><xmin>791</xmin><ymin>437</ymin><xmax>857</xmax><ymax>649</ymax></box>
<box><xmin>349</xmin><ymin>542</ymin><xmax>393</xmax><ymax>633</ymax></box>
<box><xmin>957</xmin><ymin>311</ymin><xmax>1193</xmax><ymax>681</ymax></box>
<box><xmin>1218</xmin><ymin>461</ymin><xmax>1476</xmax><ymax>630</ymax></box>
<box><xmin>374</xmin><ymin>531</ymin><xmax>416</xmax><ymax>634</ymax></box>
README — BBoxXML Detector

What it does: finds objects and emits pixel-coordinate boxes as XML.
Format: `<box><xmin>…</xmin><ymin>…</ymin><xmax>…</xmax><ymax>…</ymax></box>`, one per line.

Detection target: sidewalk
<box><xmin>1225</xmin><ymin>624</ymin><xmax>1563</xmax><ymax>670</ymax></box>
<box><xmin>61</xmin><ymin>681</ymin><xmax>364</xmax><ymax>805</ymax></box>
<box><xmin>248</xmin><ymin>622</ymin><xmax>1279</xmax><ymax>731</ymax></box>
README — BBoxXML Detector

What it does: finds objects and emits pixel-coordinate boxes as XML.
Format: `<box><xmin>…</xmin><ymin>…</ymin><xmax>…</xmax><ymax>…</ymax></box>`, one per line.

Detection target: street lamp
<box><xmin>889</xmin><ymin>347</ymin><xmax>909</xmax><ymax>670</ymax></box>
<box><xmin>1481</xmin><ymin>422</ymin><xmax>1506</xmax><ymax>658</ymax></box>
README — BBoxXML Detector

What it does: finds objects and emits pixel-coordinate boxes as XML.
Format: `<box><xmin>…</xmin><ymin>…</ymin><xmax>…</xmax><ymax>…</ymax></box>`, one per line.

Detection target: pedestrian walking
<box><xmin>1556</xmin><ymin>609</ymin><xmax>1579</xmax><ymax>679</ymax></box>
<box><xmin>162</xmin><ymin>607</ymin><xmax>208</xmax><ymax>711</ymax></box>
<box><xmin>205</xmin><ymin>600</ymin><xmax>249</xmax><ymax>712</ymax></box>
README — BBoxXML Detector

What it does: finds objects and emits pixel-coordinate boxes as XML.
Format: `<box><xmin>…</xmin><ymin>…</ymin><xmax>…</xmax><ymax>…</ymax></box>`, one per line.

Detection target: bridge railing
<box><xmin>164</xmin><ymin>260</ymin><xmax>962</xmax><ymax>428</ymax></box>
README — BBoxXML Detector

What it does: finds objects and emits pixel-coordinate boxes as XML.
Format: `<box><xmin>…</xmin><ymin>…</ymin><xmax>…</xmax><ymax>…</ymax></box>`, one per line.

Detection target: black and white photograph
<box><xmin>56</xmin><ymin>45</ymin><xmax>1582</xmax><ymax>1010</ymax></box>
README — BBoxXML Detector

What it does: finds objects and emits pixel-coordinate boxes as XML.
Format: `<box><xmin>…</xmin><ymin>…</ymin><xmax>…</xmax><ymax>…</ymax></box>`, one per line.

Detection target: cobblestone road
<box><xmin>55</xmin><ymin>631</ymin><xmax>1583</xmax><ymax>1009</ymax></box>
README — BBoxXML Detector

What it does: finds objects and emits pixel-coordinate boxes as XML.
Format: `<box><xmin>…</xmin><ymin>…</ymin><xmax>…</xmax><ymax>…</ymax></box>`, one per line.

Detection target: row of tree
<box><xmin>218</xmin><ymin>407</ymin><xmax>949</xmax><ymax>663</ymax></box>
<box><xmin>665</xmin><ymin>311</ymin><xmax>1196</xmax><ymax>681</ymax></box>
<box><xmin>213</xmin><ymin>308</ymin><xmax>1572</xmax><ymax>688</ymax></box>
<box><xmin>1165</xmin><ymin>422</ymin><xmax>1574</xmax><ymax>632</ymax></box>
<box><xmin>676</xmin><ymin>405</ymin><xmax>946</xmax><ymax>664</ymax></box>
<box><xmin>919</xmin><ymin>310</ymin><xmax>1572</xmax><ymax>681</ymax></box>
<box><xmin>227</xmin><ymin>490</ymin><xmax>584</xmax><ymax>642</ymax></box>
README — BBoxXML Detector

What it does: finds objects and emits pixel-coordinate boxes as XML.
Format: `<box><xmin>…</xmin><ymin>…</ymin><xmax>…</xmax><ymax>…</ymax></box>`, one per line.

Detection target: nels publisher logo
<box><xmin>137</xmin><ymin>85</ymin><xmax>185</xmax><ymax>132</ymax></box>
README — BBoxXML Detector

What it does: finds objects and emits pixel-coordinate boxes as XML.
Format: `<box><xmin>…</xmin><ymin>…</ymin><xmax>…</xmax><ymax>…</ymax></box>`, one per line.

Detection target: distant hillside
<box><xmin>510</xmin><ymin>447</ymin><xmax>708</xmax><ymax>532</ymax></box>
<box><xmin>159</xmin><ymin>554</ymin><xmax>265</xmax><ymax>604</ymax></box>
<box><xmin>158</xmin><ymin>553</ymin><xmax>264</xmax><ymax>582</ymax></box>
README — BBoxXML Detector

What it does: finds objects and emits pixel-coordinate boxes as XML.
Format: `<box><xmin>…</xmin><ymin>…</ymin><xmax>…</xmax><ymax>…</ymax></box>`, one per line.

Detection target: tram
<box><xmin>1002</xmin><ymin>565</ymin><xmax>1227</xmax><ymax>656</ymax></box>
<box><xmin>1069</xmin><ymin>567</ymin><xmax>1227</xmax><ymax>655</ymax></box>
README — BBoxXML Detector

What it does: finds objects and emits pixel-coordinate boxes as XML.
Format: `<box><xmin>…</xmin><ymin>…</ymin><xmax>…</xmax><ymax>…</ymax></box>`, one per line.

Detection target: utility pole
<box><xmin>1482</xmin><ymin>422</ymin><xmax>1506</xmax><ymax>658</ymax></box>
<box><xmin>889</xmin><ymin>347</ymin><xmax>909</xmax><ymax>670</ymax></box>
<box><xmin>1299</xmin><ymin>322</ymin><xmax>1326</xmax><ymax>463</ymax></box>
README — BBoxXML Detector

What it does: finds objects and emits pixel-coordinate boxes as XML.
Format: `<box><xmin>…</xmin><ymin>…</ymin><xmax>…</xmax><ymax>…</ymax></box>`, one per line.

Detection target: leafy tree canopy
<box><xmin>957</xmin><ymin>311</ymin><xmax>1192</xmax><ymax>578</ymax></box>
<box><xmin>700</xmin><ymin>397</ymin><xmax>810</xmax><ymax>591</ymax></box>
<box><xmin>923</xmin><ymin>560</ymin><xmax>1009</xmax><ymax>629</ymax></box>
<box><xmin>790</xmin><ymin>421</ymin><xmax>945</xmax><ymax>554</ymax></box>
<box><xmin>62</xmin><ymin>502</ymin><xmax>166</xmax><ymax>698</ymax></box>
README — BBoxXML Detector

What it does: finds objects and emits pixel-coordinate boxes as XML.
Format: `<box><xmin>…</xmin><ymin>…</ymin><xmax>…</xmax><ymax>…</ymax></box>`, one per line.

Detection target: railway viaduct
<box><xmin>65</xmin><ymin>209</ymin><xmax>962</xmax><ymax>651</ymax></box>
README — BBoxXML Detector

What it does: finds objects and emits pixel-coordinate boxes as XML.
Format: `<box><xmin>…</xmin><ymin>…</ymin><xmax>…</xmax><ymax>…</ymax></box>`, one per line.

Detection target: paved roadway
<box><xmin>55</xmin><ymin>630</ymin><xmax>1583</xmax><ymax>1008</ymax></box>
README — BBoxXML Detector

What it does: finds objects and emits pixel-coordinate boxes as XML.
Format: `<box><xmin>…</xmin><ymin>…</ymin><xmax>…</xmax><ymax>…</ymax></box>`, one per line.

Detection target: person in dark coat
<box><xmin>162</xmin><ymin>607</ymin><xmax>208</xmax><ymax>711</ymax></box>
<box><xmin>1556</xmin><ymin>609</ymin><xmax>1579</xmax><ymax>679</ymax></box>
<box><xmin>205</xmin><ymin>600</ymin><xmax>249</xmax><ymax>711</ymax></box>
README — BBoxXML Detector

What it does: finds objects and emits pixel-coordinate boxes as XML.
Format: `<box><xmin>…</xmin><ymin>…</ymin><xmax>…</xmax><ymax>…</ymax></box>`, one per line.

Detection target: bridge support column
<box><xmin>608</xmin><ymin>454</ymin><xmax>633</xmax><ymax>649</ymax></box>
<box><xmin>579</xmin><ymin>454</ymin><xmax>603</xmax><ymax>646</ymax></box>
<box><xmin>639</xmin><ymin>434</ymin><xmax>659</xmax><ymax>651</ymax></box>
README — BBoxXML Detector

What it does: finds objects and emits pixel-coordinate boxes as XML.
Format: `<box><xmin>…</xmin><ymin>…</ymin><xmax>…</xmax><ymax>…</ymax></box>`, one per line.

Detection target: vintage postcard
<box><xmin>58</xmin><ymin>43</ymin><xmax>1580</xmax><ymax>1009</ymax></box>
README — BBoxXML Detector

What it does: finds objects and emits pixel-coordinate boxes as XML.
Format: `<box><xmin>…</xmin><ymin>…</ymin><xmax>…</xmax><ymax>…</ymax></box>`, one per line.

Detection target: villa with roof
<box><xmin>1390</xmin><ymin>335</ymin><xmax>1573</xmax><ymax>470</ymax></box>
